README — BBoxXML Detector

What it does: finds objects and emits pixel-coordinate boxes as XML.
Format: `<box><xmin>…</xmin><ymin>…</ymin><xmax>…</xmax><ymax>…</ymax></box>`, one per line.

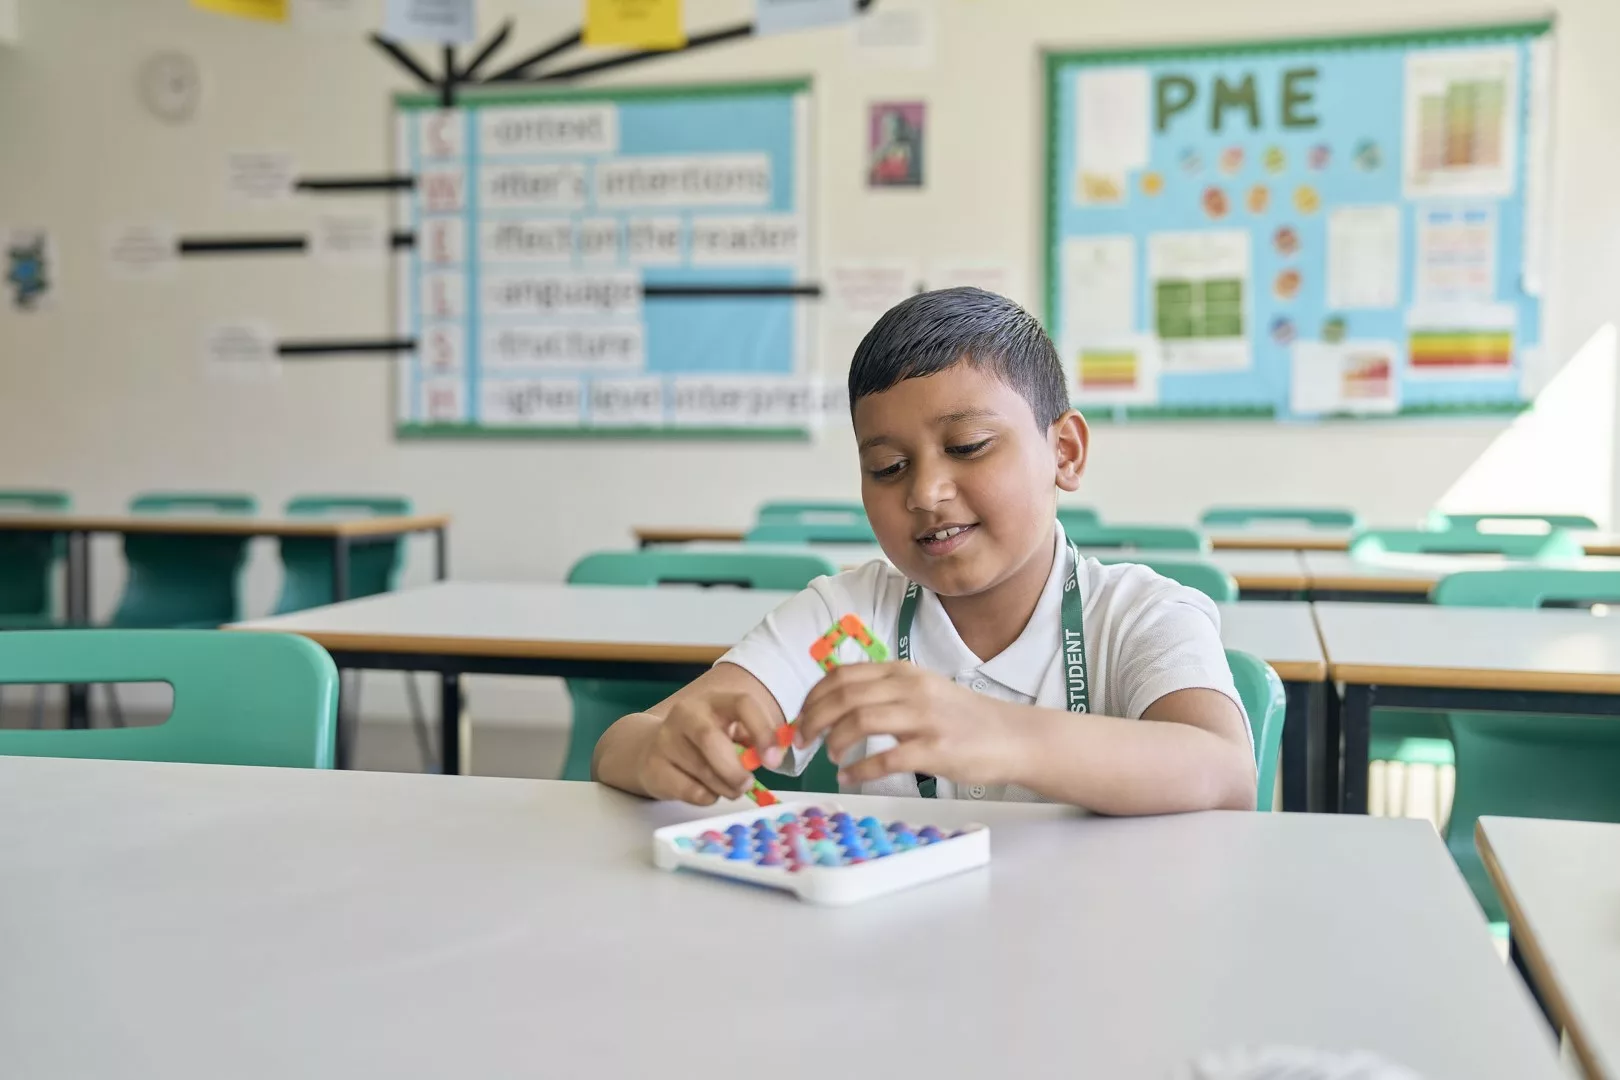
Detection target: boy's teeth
<box><xmin>930</xmin><ymin>527</ymin><xmax>963</xmax><ymax>541</ymax></box>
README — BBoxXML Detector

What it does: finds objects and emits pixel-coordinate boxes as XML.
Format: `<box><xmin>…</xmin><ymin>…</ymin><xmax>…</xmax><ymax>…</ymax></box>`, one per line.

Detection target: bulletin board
<box><xmin>1044</xmin><ymin>21</ymin><xmax>1553</xmax><ymax>421</ymax></box>
<box><xmin>393</xmin><ymin>79</ymin><xmax>815</xmax><ymax>438</ymax></box>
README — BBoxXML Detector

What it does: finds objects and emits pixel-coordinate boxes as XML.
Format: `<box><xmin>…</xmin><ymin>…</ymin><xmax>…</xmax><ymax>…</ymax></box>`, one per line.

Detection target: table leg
<box><xmin>333</xmin><ymin>670</ymin><xmax>352</xmax><ymax>770</ymax></box>
<box><xmin>1280</xmin><ymin>680</ymin><xmax>1311</xmax><ymax>812</ymax></box>
<box><xmin>1321</xmin><ymin>679</ymin><xmax>1343</xmax><ymax>813</ymax></box>
<box><xmin>434</xmin><ymin>526</ymin><xmax>448</xmax><ymax>580</ymax></box>
<box><xmin>440</xmin><ymin>672</ymin><xmax>462</xmax><ymax>775</ymax></box>
<box><xmin>66</xmin><ymin>531</ymin><xmax>90</xmax><ymax>729</ymax></box>
<box><xmin>332</xmin><ymin>535</ymin><xmax>351</xmax><ymax>602</ymax></box>
<box><xmin>1509</xmin><ymin>934</ymin><xmax>1555</xmax><ymax>1031</ymax></box>
<box><xmin>1341</xmin><ymin>684</ymin><xmax>1373</xmax><ymax>815</ymax></box>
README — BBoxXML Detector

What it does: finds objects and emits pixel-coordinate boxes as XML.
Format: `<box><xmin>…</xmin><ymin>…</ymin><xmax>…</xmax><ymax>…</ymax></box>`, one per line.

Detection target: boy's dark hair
<box><xmin>847</xmin><ymin>287</ymin><xmax>1070</xmax><ymax>430</ymax></box>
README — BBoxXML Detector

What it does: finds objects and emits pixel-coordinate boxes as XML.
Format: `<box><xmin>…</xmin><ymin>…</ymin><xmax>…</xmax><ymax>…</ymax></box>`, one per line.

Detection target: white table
<box><xmin>232</xmin><ymin>584</ymin><xmax>1324</xmax><ymax>783</ymax></box>
<box><xmin>1477</xmin><ymin>816</ymin><xmax>1620</xmax><ymax>1080</ymax></box>
<box><xmin>0</xmin><ymin>757</ymin><xmax>1563</xmax><ymax>1080</ymax></box>
<box><xmin>1315</xmin><ymin>603</ymin><xmax>1620</xmax><ymax>813</ymax></box>
<box><xmin>685</xmin><ymin>541</ymin><xmax>1310</xmax><ymax>594</ymax></box>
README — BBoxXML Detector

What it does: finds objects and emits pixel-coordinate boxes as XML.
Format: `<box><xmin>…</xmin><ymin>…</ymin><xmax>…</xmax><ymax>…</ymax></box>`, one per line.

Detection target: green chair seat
<box><xmin>1093</xmin><ymin>556</ymin><xmax>1238</xmax><ymax>602</ymax></box>
<box><xmin>274</xmin><ymin>495</ymin><xmax>412</xmax><ymax>614</ymax></box>
<box><xmin>745</xmin><ymin>520</ymin><xmax>877</xmax><ymax>544</ymax></box>
<box><xmin>1427</xmin><ymin>511</ymin><xmax>1599</xmax><ymax>532</ymax></box>
<box><xmin>1067</xmin><ymin>524</ymin><xmax>1209</xmax><ymax>552</ymax></box>
<box><xmin>563</xmin><ymin>550</ymin><xmax>840</xmax><ymax>785</ymax></box>
<box><xmin>1227</xmin><ymin>649</ymin><xmax>1286</xmax><ymax>810</ymax></box>
<box><xmin>1349</xmin><ymin>528</ymin><xmax>1582</xmax><ymax>560</ymax></box>
<box><xmin>756</xmin><ymin>501</ymin><xmax>866</xmax><ymax>524</ymax></box>
<box><xmin>1055</xmin><ymin>506</ymin><xmax>1103</xmax><ymax>531</ymax></box>
<box><xmin>1202</xmin><ymin>506</ymin><xmax>1361</xmax><ymax>529</ymax></box>
<box><xmin>1432</xmin><ymin>568</ymin><xmax>1620</xmax><ymax>921</ymax></box>
<box><xmin>111</xmin><ymin>493</ymin><xmax>258</xmax><ymax>630</ymax></box>
<box><xmin>0</xmin><ymin>630</ymin><xmax>337</xmax><ymax>768</ymax></box>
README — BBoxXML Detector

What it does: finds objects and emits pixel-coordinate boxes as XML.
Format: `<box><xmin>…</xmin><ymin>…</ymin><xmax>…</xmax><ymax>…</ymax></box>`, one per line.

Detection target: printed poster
<box><xmin>4</xmin><ymin>227</ymin><xmax>54</xmax><ymax>311</ymax></box>
<box><xmin>105</xmin><ymin>224</ymin><xmax>178</xmax><ymax>280</ymax></box>
<box><xmin>754</xmin><ymin>0</ymin><xmax>855</xmax><ymax>35</ymax></box>
<box><xmin>384</xmin><ymin>0</ymin><xmax>476</xmax><ymax>43</ymax></box>
<box><xmin>1147</xmin><ymin>230</ymin><xmax>1251</xmax><ymax>372</ymax></box>
<box><xmin>191</xmin><ymin>0</ymin><xmax>288</xmax><ymax>21</ymax></box>
<box><xmin>1407</xmin><ymin>302</ymin><xmax>1516</xmax><ymax>378</ymax></box>
<box><xmin>849</xmin><ymin>4</ymin><xmax>933</xmax><ymax>69</ymax></box>
<box><xmin>1072</xmin><ymin>335</ymin><xmax>1161</xmax><ymax>407</ymax></box>
<box><xmin>867</xmin><ymin>102</ymin><xmax>924</xmax><ymax>188</ymax></box>
<box><xmin>1415</xmin><ymin>204</ymin><xmax>1498</xmax><ymax>301</ymax></box>
<box><xmin>1326</xmin><ymin>205</ymin><xmax>1401</xmax><ymax>310</ymax></box>
<box><xmin>1290</xmin><ymin>340</ymin><xmax>1399</xmax><ymax>416</ymax></box>
<box><xmin>1403</xmin><ymin>46</ymin><xmax>1520</xmax><ymax>199</ymax></box>
<box><xmin>584</xmin><ymin>0</ymin><xmax>685</xmax><ymax>49</ymax></box>
<box><xmin>1074</xmin><ymin>67</ymin><xmax>1147</xmax><ymax>208</ymax></box>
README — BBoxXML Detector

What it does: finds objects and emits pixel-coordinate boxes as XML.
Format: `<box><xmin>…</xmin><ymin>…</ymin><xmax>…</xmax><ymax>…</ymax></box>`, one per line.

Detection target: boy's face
<box><xmin>853</xmin><ymin>360</ymin><xmax>1087</xmax><ymax>598</ymax></box>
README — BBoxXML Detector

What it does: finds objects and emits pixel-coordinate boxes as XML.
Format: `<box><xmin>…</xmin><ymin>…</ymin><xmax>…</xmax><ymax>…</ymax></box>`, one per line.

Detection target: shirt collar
<box><xmin>918</xmin><ymin>520</ymin><xmax>1071</xmax><ymax>698</ymax></box>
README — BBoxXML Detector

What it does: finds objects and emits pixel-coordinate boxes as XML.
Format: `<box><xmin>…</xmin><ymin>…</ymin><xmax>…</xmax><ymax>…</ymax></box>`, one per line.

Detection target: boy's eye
<box><xmin>868</xmin><ymin>460</ymin><xmax>905</xmax><ymax>479</ymax></box>
<box><xmin>946</xmin><ymin>438</ymin><xmax>992</xmax><ymax>457</ymax></box>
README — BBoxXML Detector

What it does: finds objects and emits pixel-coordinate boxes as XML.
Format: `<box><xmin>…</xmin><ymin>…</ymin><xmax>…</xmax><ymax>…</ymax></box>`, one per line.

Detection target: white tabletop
<box><xmin>1477</xmin><ymin>816</ymin><xmax>1620</xmax><ymax>1080</ymax></box>
<box><xmin>0</xmin><ymin>757</ymin><xmax>1561</xmax><ymax>1080</ymax></box>
<box><xmin>1303</xmin><ymin>550</ymin><xmax>1620</xmax><ymax>594</ymax></box>
<box><xmin>1206</xmin><ymin>525</ymin><xmax>1354</xmax><ymax>551</ymax></box>
<box><xmin>230</xmin><ymin>582</ymin><xmax>1322</xmax><ymax>679</ymax></box>
<box><xmin>1315</xmin><ymin>602</ymin><xmax>1620</xmax><ymax>691</ymax></box>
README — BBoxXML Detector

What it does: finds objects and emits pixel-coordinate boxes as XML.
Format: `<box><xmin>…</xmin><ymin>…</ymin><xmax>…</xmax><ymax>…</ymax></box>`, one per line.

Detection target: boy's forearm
<box><xmin>993</xmin><ymin>702</ymin><xmax>1256</xmax><ymax>814</ymax></box>
<box><xmin>591</xmin><ymin>712</ymin><xmax>658</xmax><ymax>796</ymax></box>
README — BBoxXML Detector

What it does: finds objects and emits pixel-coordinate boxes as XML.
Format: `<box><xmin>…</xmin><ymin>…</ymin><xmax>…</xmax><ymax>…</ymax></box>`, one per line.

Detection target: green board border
<box><xmin>395</xmin><ymin>76</ymin><xmax>814</xmax><ymax>440</ymax></box>
<box><xmin>396</xmin><ymin>423</ymin><xmax>814</xmax><ymax>442</ymax></box>
<box><xmin>1042</xmin><ymin>19</ymin><xmax>1554</xmax><ymax>423</ymax></box>
<box><xmin>395</xmin><ymin>76</ymin><xmax>811</xmax><ymax>110</ymax></box>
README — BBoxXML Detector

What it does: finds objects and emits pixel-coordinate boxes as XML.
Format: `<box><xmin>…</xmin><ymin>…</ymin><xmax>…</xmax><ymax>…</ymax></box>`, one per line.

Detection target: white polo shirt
<box><xmin>718</xmin><ymin>524</ymin><xmax>1249</xmax><ymax>802</ymax></box>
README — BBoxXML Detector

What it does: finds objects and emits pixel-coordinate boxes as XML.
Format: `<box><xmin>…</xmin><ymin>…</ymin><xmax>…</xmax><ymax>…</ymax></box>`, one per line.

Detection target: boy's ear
<box><xmin>1052</xmin><ymin>409</ymin><xmax>1088</xmax><ymax>493</ymax></box>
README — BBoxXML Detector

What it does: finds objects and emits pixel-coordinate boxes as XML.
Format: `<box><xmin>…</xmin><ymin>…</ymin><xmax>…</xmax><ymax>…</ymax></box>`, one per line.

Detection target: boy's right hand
<box><xmin>636</xmin><ymin>692</ymin><xmax>787</xmax><ymax>805</ymax></box>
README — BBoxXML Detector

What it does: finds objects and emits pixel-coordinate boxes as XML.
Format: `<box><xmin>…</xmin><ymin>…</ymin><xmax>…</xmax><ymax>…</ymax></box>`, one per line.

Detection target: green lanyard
<box><xmin>895</xmin><ymin>543</ymin><xmax>1089</xmax><ymax>797</ymax></box>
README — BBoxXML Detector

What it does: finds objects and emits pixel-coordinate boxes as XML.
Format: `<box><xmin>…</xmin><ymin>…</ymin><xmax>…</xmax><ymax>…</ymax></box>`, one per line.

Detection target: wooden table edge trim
<box><xmin>1267</xmin><ymin>660</ymin><xmax>1328</xmax><ymax>682</ymax></box>
<box><xmin>1303</xmin><ymin>574</ymin><xmax>1433</xmax><ymax>593</ymax></box>
<box><xmin>1232</xmin><ymin>574</ymin><xmax>1312</xmax><ymax>591</ymax></box>
<box><xmin>1330</xmin><ymin>663</ymin><xmax>1620</xmax><ymax>694</ymax></box>
<box><xmin>1476</xmin><ymin>821</ymin><xmax>1608</xmax><ymax>1080</ymax></box>
<box><xmin>1211</xmin><ymin>536</ymin><xmax>1350</xmax><ymax>551</ymax></box>
<box><xmin>632</xmin><ymin>526</ymin><xmax>748</xmax><ymax>543</ymax></box>
<box><xmin>228</xmin><ymin>626</ymin><xmax>727</xmax><ymax>665</ymax></box>
<box><xmin>0</xmin><ymin>514</ymin><xmax>450</xmax><ymax>537</ymax></box>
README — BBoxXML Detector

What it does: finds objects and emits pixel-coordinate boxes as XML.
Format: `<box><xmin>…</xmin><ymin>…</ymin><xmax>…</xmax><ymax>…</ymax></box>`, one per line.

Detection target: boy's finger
<box><xmin>801</xmin><ymin>661</ymin><xmax>901</xmax><ymax>715</ymax></box>
<box><xmin>670</xmin><ymin>738</ymin><xmax>747</xmax><ymax>802</ymax></box>
<box><xmin>688</xmin><ymin>724</ymin><xmax>756</xmax><ymax>796</ymax></box>
<box><xmin>837</xmin><ymin>742</ymin><xmax>927</xmax><ymax>787</ymax></box>
<box><xmin>644</xmin><ymin>758</ymin><xmax>720</xmax><ymax>806</ymax></box>
<box><xmin>721</xmin><ymin>693</ymin><xmax>780</xmax><ymax>753</ymax></box>
<box><xmin>796</xmin><ymin>679</ymin><xmax>912</xmax><ymax>745</ymax></box>
<box><xmin>823</xmin><ymin>705</ymin><xmax>927</xmax><ymax>766</ymax></box>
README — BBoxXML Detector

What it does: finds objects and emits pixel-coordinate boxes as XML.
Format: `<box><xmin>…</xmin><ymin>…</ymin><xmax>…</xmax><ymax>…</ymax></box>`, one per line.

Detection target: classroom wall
<box><xmin>3</xmin><ymin>0</ymin><xmax>1618</xmax><ymax>744</ymax></box>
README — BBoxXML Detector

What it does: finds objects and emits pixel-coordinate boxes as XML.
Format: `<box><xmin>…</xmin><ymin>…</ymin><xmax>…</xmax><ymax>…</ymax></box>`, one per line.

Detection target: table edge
<box><xmin>1331</xmin><ymin>663</ymin><xmax>1620</xmax><ymax>694</ymax></box>
<box><xmin>1211</xmin><ymin>535</ymin><xmax>1350</xmax><ymax>551</ymax></box>
<box><xmin>633</xmin><ymin>526</ymin><xmax>748</xmax><ymax>543</ymax></box>
<box><xmin>1475</xmin><ymin>820</ymin><xmax>1608</xmax><ymax>1080</ymax></box>
<box><xmin>228</xmin><ymin>625</ymin><xmax>727</xmax><ymax>664</ymax></box>
<box><xmin>0</xmin><ymin>513</ymin><xmax>450</xmax><ymax>537</ymax></box>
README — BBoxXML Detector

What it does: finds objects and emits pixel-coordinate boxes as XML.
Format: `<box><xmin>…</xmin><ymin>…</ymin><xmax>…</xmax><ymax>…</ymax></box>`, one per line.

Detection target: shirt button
<box><xmin>969</xmin><ymin>785</ymin><xmax>986</xmax><ymax>799</ymax></box>
<box><xmin>970</xmin><ymin>678</ymin><xmax>988</xmax><ymax>692</ymax></box>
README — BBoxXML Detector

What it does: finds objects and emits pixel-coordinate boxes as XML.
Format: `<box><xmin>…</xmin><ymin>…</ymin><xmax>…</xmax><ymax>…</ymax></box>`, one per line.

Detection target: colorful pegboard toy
<box><xmin>653</xmin><ymin>801</ymin><xmax>991</xmax><ymax>905</ymax></box>
<box><xmin>810</xmin><ymin>613</ymin><xmax>889</xmax><ymax>672</ymax></box>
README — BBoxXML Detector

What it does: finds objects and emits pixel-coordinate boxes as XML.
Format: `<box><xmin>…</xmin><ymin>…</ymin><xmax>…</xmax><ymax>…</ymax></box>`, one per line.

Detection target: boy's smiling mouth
<box><xmin>915</xmin><ymin>522</ymin><xmax>978</xmax><ymax>556</ymax></box>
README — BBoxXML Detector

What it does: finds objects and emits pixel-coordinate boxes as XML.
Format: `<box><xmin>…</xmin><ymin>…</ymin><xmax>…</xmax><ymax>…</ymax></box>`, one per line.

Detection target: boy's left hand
<box><xmin>794</xmin><ymin>662</ymin><xmax>1016</xmax><ymax>787</ymax></box>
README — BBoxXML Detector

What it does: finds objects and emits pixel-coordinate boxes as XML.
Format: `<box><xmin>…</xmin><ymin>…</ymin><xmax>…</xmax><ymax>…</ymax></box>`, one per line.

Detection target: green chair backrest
<box><xmin>1226</xmin><ymin>649</ymin><xmax>1286</xmax><ymax>811</ymax></box>
<box><xmin>1094</xmin><ymin>556</ymin><xmax>1239</xmax><ymax>602</ymax></box>
<box><xmin>1067</xmin><ymin>524</ymin><xmax>1210</xmax><ymax>552</ymax></box>
<box><xmin>1432</xmin><ymin>569</ymin><xmax>1620</xmax><ymax>920</ymax></box>
<box><xmin>1202</xmin><ymin>505</ymin><xmax>1361</xmax><ymax>529</ymax></box>
<box><xmin>1349</xmin><ymin>528</ymin><xmax>1583</xmax><ymax>560</ymax></box>
<box><xmin>129</xmin><ymin>492</ymin><xmax>257</xmax><ymax>516</ymax></box>
<box><xmin>1055</xmin><ymin>506</ymin><xmax>1103</xmax><ymax>531</ymax></box>
<box><xmin>0</xmin><ymin>489</ymin><xmax>70</xmax><ymax>622</ymax></box>
<box><xmin>561</xmin><ymin>550</ymin><xmax>841</xmax><ymax>786</ymax></box>
<box><xmin>1426</xmin><ymin>511</ymin><xmax>1600</xmax><ymax>533</ymax></box>
<box><xmin>113</xmin><ymin>492</ymin><xmax>259</xmax><ymax>629</ymax></box>
<box><xmin>1431</xmin><ymin>569</ymin><xmax>1620</xmax><ymax>608</ymax></box>
<box><xmin>756</xmin><ymin>501</ymin><xmax>866</xmax><ymax>524</ymax></box>
<box><xmin>0</xmin><ymin>630</ymin><xmax>337</xmax><ymax>768</ymax></box>
<box><xmin>745</xmin><ymin>520</ymin><xmax>877</xmax><ymax>545</ymax></box>
<box><xmin>273</xmin><ymin>494</ymin><xmax>412</xmax><ymax>615</ymax></box>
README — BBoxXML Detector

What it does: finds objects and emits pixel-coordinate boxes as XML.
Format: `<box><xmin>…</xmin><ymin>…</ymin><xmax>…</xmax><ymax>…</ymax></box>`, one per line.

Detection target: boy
<box><xmin>595</xmin><ymin>288</ymin><xmax>1256</xmax><ymax>813</ymax></box>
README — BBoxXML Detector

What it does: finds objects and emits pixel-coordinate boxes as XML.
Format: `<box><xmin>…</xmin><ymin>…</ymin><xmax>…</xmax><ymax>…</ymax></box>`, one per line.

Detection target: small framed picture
<box><xmin>867</xmin><ymin>101</ymin><xmax>925</xmax><ymax>188</ymax></box>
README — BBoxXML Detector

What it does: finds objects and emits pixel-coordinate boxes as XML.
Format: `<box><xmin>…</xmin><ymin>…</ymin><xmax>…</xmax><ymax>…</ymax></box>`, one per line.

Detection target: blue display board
<box><xmin>1045</xmin><ymin>22</ymin><xmax>1552</xmax><ymax>421</ymax></box>
<box><xmin>394</xmin><ymin>79</ymin><xmax>814</xmax><ymax>438</ymax></box>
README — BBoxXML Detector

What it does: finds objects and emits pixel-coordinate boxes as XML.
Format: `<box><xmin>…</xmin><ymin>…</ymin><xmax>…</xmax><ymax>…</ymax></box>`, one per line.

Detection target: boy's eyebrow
<box><xmin>856</xmin><ymin>408</ymin><xmax>1004</xmax><ymax>452</ymax></box>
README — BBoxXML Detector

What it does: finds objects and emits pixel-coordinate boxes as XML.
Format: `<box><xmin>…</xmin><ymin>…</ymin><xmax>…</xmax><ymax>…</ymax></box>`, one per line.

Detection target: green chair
<box><xmin>1202</xmin><ymin>506</ymin><xmax>1361</xmax><ymax>529</ymax></box>
<box><xmin>110</xmin><ymin>492</ymin><xmax>259</xmax><ymax>629</ymax></box>
<box><xmin>756</xmin><ymin>501</ymin><xmax>866</xmax><ymax>524</ymax></box>
<box><xmin>1067</xmin><ymin>524</ymin><xmax>1209</xmax><ymax>552</ymax></box>
<box><xmin>0</xmin><ymin>630</ymin><xmax>337</xmax><ymax>768</ymax></box>
<box><xmin>273</xmin><ymin>495</ymin><xmax>411</xmax><ymax>614</ymax></box>
<box><xmin>745</xmin><ymin>520</ymin><xmax>877</xmax><ymax>545</ymax></box>
<box><xmin>1431</xmin><ymin>569</ymin><xmax>1620</xmax><ymax>921</ymax></box>
<box><xmin>1349</xmin><ymin>528</ymin><xmax>1583</xmax><ymax>560</ymax></box>
<box><xmin>1094</xmin><ymin>556</ymin><xmax>1238</xmax><ymax>602</ymax></box>
<box><xmin>563</xmin><ymin>550</ymin><xmax>841</xmax><ymax>786</ymax></box>
<box><xmin>1227</xmin><ymin>649</ymin><xmax>1286</xmax><ymax>811</ymax></box>
<box><xmin>1426</xmin><ymin>511</ymin><xmax>1600</xmax><ymax>533</ymax></box>
<box><xmin>1055</xmin><ymin>506</ymin><xmax>1103</xmax><ymax>531</ymax></box>
<box><xmin>0</xmin><ymin>489</ymin><xmax>70</xmax><ymax>631</ymax></box>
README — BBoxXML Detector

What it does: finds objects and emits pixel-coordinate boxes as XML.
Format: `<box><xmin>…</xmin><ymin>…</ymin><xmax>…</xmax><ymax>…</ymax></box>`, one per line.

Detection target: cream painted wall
<box><xmin>2</xmin><ymin>0</ymin><xmax>1616</xmax><ymax>737</ymax></box>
